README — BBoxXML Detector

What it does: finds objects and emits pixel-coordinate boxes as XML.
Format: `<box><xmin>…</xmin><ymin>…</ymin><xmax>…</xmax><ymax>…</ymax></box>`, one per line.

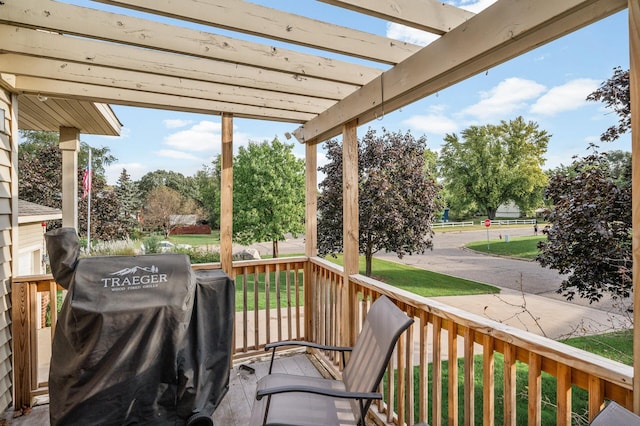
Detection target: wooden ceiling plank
<box><xmin>317</xmin><ymin>0</ymin><xmax>474</xmax><ymax>34</ymax></box>
<box><xmin>95</xmin><ymin>0</ymin><xmax>420</xmax><ymax>64</ymax></box>
<box><xmin>296</xmin><ymin>0</ymin><xmax>627</xmax><ymax>144</ymax></box>
<box><xmin>0</xmin><ymin>0</ymin><xmax>380</xmax><ymax>85</ymax></box>
<box><xmin>15</xmin><ymin>76</ymin><xmax>315</xmax><ymax>123</ymax></box>
<box><xmin>0</xmin><ymin>24</ymin><xmax>361</xmax><ymax>100</ymax></box>
<box><xmin>0</xmin><ymin>54</ymin><xmax>336</xmax><ymax>114</ymax></box>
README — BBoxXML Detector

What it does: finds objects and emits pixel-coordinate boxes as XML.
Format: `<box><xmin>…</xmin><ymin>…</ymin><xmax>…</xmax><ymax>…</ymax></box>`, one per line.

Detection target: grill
<box><xmin>46</xmin><ymin>228</ymin><xmax>234</xmax><ymax>426</ymax></box>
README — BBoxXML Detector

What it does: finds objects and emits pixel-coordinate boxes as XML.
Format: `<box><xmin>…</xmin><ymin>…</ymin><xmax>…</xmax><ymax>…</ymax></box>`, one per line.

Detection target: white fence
<box><xmin>432</xmin><ymin>219</ymin><xmax>536</xmax><ymax>228</ymax></box>
<box><xmin>432</xmin><ymin>221</ymin><xmax>474</xmax><ymax>228</ymax></box>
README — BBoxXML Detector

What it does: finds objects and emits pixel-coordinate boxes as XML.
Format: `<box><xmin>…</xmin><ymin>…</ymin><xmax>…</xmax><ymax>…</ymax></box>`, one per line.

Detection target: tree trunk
<box><xmin>273</xmin><ymin>240</ymin><xmax>279</xmax><ymax>258</ymax></box>
<box><xmin>487</xmin><ymin>207</ymin><xmax>498</xmax><ymax>220</ymax></box>
<box><xmin>365</xmin><ymin>242</ymin><xmax>372</xmax><ymax>277</ymax></box>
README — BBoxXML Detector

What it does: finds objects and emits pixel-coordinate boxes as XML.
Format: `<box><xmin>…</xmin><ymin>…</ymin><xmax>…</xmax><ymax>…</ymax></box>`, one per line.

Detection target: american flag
<box><xmin>82</xmin><ymin>167</ymin><xmax>92</xmax><ymax>199</ymax></box>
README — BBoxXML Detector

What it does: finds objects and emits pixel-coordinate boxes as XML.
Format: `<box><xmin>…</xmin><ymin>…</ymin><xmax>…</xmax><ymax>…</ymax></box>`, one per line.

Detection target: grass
<box><xmin>327</xmin><ymin>254</ymin><xmax>498</xmax><ymax>297</ymax></box>
<box><xmin>166</xmin><ymin>230</ymin><xmax>221</xmax><ymax>246</ymax></box>
<box><xmin>235</xmin><ymin>254</ymin><xmax>498</xmax><ymax>311</ymax></box>
<box><xmin>465</xmin><ymin>236</ymin><xmax>546</xmax><ymax>260</ymax></box>
<box><xmin>391</xmin><ymin>329</ymin><xmax>632</xmax><ymax>425</ymax></box>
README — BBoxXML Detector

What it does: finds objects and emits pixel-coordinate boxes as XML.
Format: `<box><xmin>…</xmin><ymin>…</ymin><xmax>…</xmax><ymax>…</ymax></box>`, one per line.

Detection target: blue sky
<box><xmin>73</xmin><ymin>1</ymin><xmax>631</xmax><ymax>185</ymax></box>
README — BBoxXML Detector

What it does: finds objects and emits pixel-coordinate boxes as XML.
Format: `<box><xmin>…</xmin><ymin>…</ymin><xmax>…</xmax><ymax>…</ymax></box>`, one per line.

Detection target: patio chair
<box><xmin>248</xmin><ymin>295</ymin><xmax>414</xmax><ymax>426</ymax></box>
<box><xmin>589</xmin><ymin>401</ymin><xmax>640</xmax><ymax>425</ymax></box>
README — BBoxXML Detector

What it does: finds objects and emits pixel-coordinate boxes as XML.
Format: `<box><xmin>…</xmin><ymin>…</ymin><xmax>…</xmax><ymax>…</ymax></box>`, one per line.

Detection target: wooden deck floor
<box><xmin>3</xmin><ymin>352</ymin><xmax>323</xmax><ymax>425</ymax></box>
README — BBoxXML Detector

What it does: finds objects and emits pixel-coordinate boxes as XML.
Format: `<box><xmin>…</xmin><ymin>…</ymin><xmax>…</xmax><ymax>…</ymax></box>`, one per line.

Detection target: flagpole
<box><xmin>87</xmin><ymin>148</ymin><xmax>91</xmax><ymax>254</ymax></box>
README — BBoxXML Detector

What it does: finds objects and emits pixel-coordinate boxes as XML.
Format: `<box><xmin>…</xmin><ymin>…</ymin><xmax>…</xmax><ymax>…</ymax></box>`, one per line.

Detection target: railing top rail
<box><xmin>309</xmin><ymin>256</ymin><xmax>344</xmax><ymax>275</ymax></box>
<box><xmin>12</xmin><ymin>274</ymin><xmax>55</xmax><ymax>283</ymax></box>
<box><xmin>349</xmin><ymin>273</ymin><xmax>633</xmax><ymax>390</ymax></box>
<box><xmin>230</xmin><ymin>256</ymin><xmax>308</xmax><ymax>269</ymax></box>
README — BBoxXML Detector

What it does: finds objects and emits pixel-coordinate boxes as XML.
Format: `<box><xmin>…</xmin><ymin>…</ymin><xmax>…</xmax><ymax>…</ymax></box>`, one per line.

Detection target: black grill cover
<box><xmin>45</xmin><ymin>228</ymin><xmax>234</xmax><ymax>425</ymax></box>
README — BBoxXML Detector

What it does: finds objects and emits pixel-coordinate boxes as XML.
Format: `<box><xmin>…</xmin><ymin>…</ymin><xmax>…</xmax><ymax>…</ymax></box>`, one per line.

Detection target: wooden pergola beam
<box><xmin>95</xmin><ymin>0</ymin><xmax>421</xmax><ymax>64</ymax></box>
<box><xmin>318</xmin><ymin>0</ymin><xmax>474</xmax><ymax>34</ymax></box>
<box><xmin>0</xmin><ymin>25</ymin><xmax>360</xmax><ymax>101</ymax></box>
<box><xmin>1</xmin><ymin>0</ymin><xmax>381</xmax><ymax>85</ymax></box>
<box><xmin>0</xmin><ymin>54</ymin><xmax>335</xmax><ymax>115</ymax></box>
<box><xmin>295</xmin><ymin>0</ymin><xmax>627</xmax><ymax>144</ymax></box>
<box><xmin>12</xmin><ymin>76</ymin><xmax>315</xmax><ymax>123</ymax></box>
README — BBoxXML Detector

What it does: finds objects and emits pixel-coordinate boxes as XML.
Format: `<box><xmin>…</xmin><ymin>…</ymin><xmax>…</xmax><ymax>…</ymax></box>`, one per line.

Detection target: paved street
<box><xmin>259</xmin><ymin>226</ymin><xmax>632</xmax><ymax>339</ymax></box>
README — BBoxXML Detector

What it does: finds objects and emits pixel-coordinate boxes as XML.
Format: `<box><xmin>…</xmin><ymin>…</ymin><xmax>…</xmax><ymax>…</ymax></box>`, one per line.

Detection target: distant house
<box><xmin>17</xmin><ymin>200</ymin><xmax>61</xmax><ymax>276</ymax></box>
<box><xmin>496</xmin><ymin>201</ymin><xmax>521</xmax><ymax>218</ymax></box>
<box><xmin>18</xmin><ymin>200</ymin><xmax>62</xmax><ymax>334</ymax></box>
<box><xmin>169</xmin><ymin>214</ymin><xmax>198</xmax><ymax>226</ymax></box>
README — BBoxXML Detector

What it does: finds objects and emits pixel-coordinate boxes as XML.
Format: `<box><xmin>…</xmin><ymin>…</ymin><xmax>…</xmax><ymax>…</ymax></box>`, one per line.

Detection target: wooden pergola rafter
<box><xmin>1</xmin><ymin>0</ymin><xmax>639</xmax><ymax>413</ymax></box>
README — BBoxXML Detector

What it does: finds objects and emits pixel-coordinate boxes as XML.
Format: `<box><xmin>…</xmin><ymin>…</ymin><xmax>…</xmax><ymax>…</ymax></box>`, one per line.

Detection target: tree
<box><xmin>143</xmin><ymin>186</ymin><xmax>202</xmax><ymax>238</ymax></box>
<box><xmin>114</xmin><ymin>169</ymin><xmax>142</xmax><ymax>233</ymax></box>
<box><xmin>318</xmin><ymin>128</ymin><xmax>442</xmax><ymax>276</ymax></box>
<box><xmin>537</xmin><ymin>66</ymin><xmax>633</xmax><ymax>303</ymax></box>
<box><xmin>537</xmin><ymin>150</ymin><xmax>631</xmax><ymax>302</ymax></box>
<box><xmin>18</xmin><ymin>130</ymin><xmax>129</xmax><ymax>237</ymax></box>
<box><xmin>233</xmin><ymin>138</ymin><xmax>305</xmax><ymax>257</ymax></box>
<box><xmin>137</xmin><ymin>169</ymin><xmax>199</xmax><ymax>201</ymax></box>
<box><xmin>437</xmin><ymin>116</ymin><xmax>549</xmax><ymax>219</ymax></box>
<box><xmin>586</xmin><ymin>66</ymin><xmax>629</xmax><ymax>142</ymax></box>
<box><xmin>193</xmin><ymin>165</ymin><xmax>220</xmax><ymax>227</ymax></box>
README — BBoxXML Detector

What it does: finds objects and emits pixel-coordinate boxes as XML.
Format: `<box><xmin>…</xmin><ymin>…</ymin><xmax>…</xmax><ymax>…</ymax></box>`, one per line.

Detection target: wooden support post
<box><xmin>220</xmin><ymin>113</ymin><xmax>234</xmax><ymax>278</ymax></box>
<box><xmin>342</xmin><ymin>119</ymin><xmax>358</xmax><ymax>347</ymax></box>
<box><xmin>630</xmin><ymin>0</ymin><xmax>640</xmax><ymax>414</ymax></box>
<box><xmin>59</xmin><ymin>127</ymin><xmax>79</xmax><ymax>230</ymax></box>
<box><xmin>304</xmin><ymin>142</ymin><xmax>317</xmax><ymax>342</ymax></box>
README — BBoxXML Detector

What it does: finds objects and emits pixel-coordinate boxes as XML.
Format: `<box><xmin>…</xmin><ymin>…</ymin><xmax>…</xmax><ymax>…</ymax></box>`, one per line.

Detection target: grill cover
<box><xmin>46</xmin><ymin>228</ymin><xmax>234</xmax><ymax>425</ymax></box>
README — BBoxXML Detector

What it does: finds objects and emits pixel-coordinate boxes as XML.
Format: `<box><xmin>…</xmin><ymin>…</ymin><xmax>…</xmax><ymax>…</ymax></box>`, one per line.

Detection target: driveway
<box><xmin>266</xmin><ymin>226</ymin><xmax>632</xmax><ymax>338</ymax></box>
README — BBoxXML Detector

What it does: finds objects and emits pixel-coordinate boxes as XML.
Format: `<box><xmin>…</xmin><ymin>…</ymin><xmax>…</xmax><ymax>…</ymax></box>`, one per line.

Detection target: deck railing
<box><xmin>12</xmin><ymin>258</ymin><xmax>635</xmax><ymax>425</ymax></box>
<box><xmin>307</xmin><ymin>257</ymin><xmax>634</xmax><ymax>426</ymax></box>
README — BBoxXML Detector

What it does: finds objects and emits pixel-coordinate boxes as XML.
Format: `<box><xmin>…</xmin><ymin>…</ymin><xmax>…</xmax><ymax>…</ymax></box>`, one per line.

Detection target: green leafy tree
<box><xmin>193</xmin><ymin>166</ymin><xmax>220</xmax><ymax>227</ymax></box>
<box><xmin>537</xmin><ymin>150</ymin><xmax>631</xmax><ymax>302</ymax></box>
<box><xmin>233</xmin><ymin>138</ymin><xmax>305</xmax><ymax>257</ymax></box>
<box><xmin>437</xmin><ymin>116</ymin><xmax>549</xmax><ymax>219</ymax></box>
<box><xmin>137</xmin><ymin>169</ymin><xmax>199</xmax><ymax>201</ymax></box>
<box><xmin>114</xmin><ymin>169</ymin><xmax>142</xmax><ymax>233</ymax></box>
<box><xmin>318</xmin><ymin>128</ymin><xmax>442</xmax><ymax>276</ymax></box>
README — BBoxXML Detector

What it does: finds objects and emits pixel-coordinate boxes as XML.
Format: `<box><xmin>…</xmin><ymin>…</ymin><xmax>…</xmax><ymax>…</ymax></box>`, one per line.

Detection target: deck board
<box><xmin>3</xmin><ymin>352</ymin><xmax>321</xmax><ymax>425</ymax></box>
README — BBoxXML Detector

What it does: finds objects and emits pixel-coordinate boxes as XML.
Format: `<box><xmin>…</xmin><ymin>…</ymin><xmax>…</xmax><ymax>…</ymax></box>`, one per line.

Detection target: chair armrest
<box><xmin>265</xmin><ymin>341</ymin><xmax>352</xmax><ymax>373</ymax></box>
<box><xmin>256</xmin><ymin>385</ymin><xmax>382</xmax><ymax>402</ymax></box>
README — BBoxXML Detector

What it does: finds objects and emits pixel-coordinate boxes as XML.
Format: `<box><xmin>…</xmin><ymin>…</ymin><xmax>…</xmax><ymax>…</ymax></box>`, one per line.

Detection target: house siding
<box><xmin>0</xmin><ymin>88</ymin><xmax>15</xmax><ymax>410</ymax></box>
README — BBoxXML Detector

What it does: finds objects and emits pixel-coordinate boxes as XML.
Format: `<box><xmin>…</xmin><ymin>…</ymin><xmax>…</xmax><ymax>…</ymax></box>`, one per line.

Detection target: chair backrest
<box><xmin>342</xmin><ymin>295</ymin><xmax>414</xmax><ymax>423</ymax></box>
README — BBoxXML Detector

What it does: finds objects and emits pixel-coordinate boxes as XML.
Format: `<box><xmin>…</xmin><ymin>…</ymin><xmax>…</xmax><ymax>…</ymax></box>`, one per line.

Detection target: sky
<box><xmin>69</xmin><ymin>1</ymin><xmax>631</xmax><ymax>185</ymax></box>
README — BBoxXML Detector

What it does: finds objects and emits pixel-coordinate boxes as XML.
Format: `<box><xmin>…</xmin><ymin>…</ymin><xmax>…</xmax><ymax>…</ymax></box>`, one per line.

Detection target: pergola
<box><xmin>1</xmin><ymin>0</ymin><xmax>639</xmax><ymax>415</ymax></box>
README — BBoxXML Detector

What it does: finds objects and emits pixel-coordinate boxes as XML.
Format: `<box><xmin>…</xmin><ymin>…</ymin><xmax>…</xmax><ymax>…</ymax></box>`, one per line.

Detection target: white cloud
<box><xmin>156</xmin><ymin>149</ymin><xmax>200</xmax><ymax>160</ymax></box>
<box><xmin>164</xmin><ymin>120</ymin><xmax>221</xmax><ymax>152</ymax></box>
<box><xmin>163</xmin><ymin>119</ymin><xmax>192</xmax><ymax>129</ymax></box>
<box><xmin>456</xmin><ymin>0</ymin><xmax>497</xmax><ymax>13</ymax></box>
<box><xmin>386</xmin><ymin>23</ymin><xmax>439</xmax><ymax>46</ymax></box>
<box><xmin>530</xmin><ymin>78</ymin><xmax>599</xmax><ymax>115</ymax></box>
<box><xmin>461</xmin><ymin>77</ymin><xmax>547</xmax><ymax>120</ymax></box>
<box><xmin>403</xmin><ymin>113</ymin><xmax>458</xmax><ymax>135</ymax></box>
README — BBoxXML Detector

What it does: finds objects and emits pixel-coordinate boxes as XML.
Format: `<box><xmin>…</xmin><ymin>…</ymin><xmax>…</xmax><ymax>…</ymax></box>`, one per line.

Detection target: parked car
<box><xmin>140</xmin><ymin>241</ymin><xmax>192</xmax><ymax>254</ymax></box>
<box><xmin>158</xmin><ymin>241</ymin><xmax>192</xmax><ymax>252</ymax></box>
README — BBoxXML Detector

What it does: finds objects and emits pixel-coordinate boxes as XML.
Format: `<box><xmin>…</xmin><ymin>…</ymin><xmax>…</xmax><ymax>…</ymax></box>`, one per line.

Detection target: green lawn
<box><xmin>465</xmin><ymin>236</ymin><xmax>546</xmax><ymax>260</ymax></box>
<box><xmin>235</xmin><ymin>254</ymin><xmax>498</xmax><ymax>311</ymax></box>
<box><xmin>167</xmin><ymin>231</ymin><xmax>221</xmax><ymax>246</ymax></box>
<box><xmin>328</xmin><ymin>254</ymin><xmax>498</xmax><ymax>297</ymax></box>
<box><xmin>392</xmin><ymin>329</ymin><xmax>632</xmax><ymax>425</ymax></box>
